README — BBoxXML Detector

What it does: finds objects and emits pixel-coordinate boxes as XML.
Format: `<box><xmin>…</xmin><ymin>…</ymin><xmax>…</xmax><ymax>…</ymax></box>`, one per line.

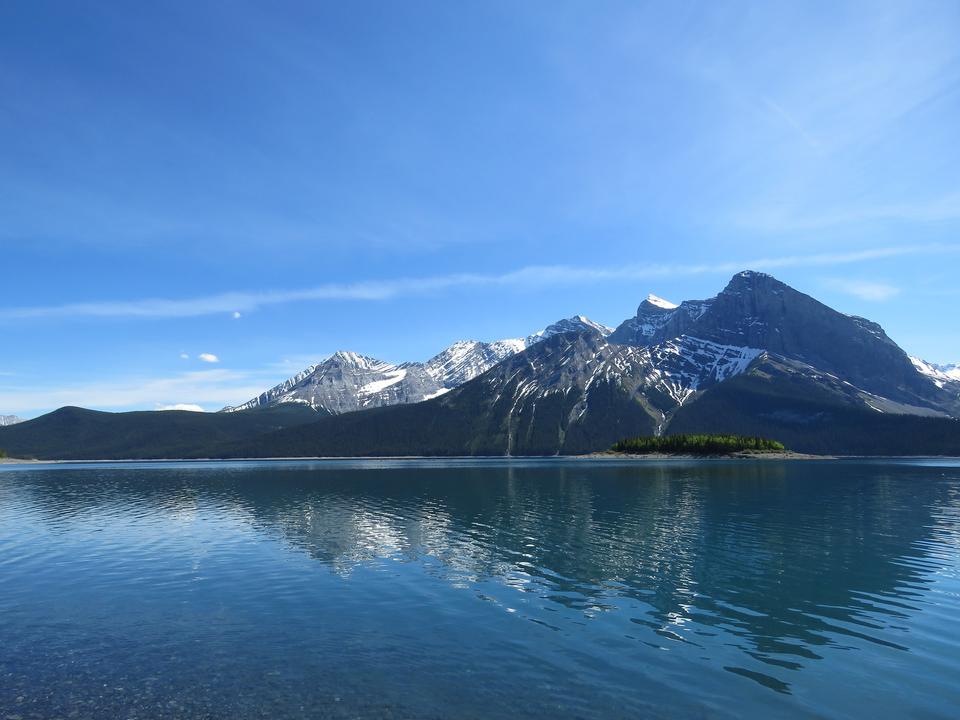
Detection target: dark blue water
<box><xmin>1</xmin><ymin>459</ymin><xmax>959</xmax><ymax>719</ymax></box>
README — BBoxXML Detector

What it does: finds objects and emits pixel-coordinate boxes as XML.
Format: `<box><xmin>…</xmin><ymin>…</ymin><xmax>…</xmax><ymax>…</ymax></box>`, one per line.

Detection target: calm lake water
<box><xmin>1</xmin><ymin>459</ymin><xmax>959</xmax><ymax>719</ymax></box>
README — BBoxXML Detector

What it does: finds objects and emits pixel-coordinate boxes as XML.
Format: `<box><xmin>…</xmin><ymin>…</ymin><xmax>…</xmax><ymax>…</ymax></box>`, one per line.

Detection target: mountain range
<box><xmin>2</xmin><ymin>271</ymin><xmax>959</xmax><ymax>459</ymax></box>
<box><xmin>221</xmin><ymin>315</ymin><xmax>611</xmax><ymax>414</ymax></box>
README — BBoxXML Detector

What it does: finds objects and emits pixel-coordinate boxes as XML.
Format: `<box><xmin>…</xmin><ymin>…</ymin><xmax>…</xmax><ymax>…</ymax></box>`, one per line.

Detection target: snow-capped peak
<box><xmin>572</xmin><ymin>315</ymin><xmax>614</xmax><ymax>334</ymax></box>
<box><xmin>910</xmin><ymin>357</ymin><xmax>960</xmax><ymax>388</ymax></box>
<box><xmin>527</xmin><ymin>315</ymin><xmax>612</xmax><ymax>344</ymax></box>
<box><xmin>646</xmin><ymin>294</ymin><xmax>678</xmax><ymax>310</ymax></box>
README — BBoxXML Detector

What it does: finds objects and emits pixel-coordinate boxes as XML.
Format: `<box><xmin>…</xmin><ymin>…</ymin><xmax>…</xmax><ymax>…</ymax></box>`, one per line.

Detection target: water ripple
<box><xmin>1</xmin><ymin>459</ymin><xmax>959</xmax><ymax>718</ymax></box>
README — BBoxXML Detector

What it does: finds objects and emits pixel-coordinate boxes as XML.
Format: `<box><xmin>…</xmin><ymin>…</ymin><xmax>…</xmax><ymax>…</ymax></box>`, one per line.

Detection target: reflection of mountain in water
<box><xmin>11</xmin><ymin>460</ymin><xmax>960</xmax><ymax>693</ymax></box>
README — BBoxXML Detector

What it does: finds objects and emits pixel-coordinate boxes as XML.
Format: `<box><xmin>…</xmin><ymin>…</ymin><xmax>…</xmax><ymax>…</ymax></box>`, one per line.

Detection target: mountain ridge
<box><xmin>3</xmin><ymin>271</ymin><xmax>959</xmax><ymax>459</ymax></box>
<box><xmin>222</xmin><ymin>315</ymin><xmax>612</xmax><ymax>414</ymax></box>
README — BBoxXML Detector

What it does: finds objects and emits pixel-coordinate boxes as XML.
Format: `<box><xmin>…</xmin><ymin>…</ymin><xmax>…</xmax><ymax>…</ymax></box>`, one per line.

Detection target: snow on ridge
<box><xmin>525</xmin><ymin>315</ymin><xmax>612</xmax><ymax>345</ymax></box>
<box><xmin>910</xmin><ymin>357</ymin><xmax>960</xmax><ymax>388</ymax></box>
<box><xmin>646</xmin><ymin>294</ymin><xmax>678</xmax><ymax>310</ymax></box>
<box><xmin>422</xmin><ymin>388</ymin><xmax>451</xmax><ymax>401</ymax></box>
<box><xmin>641</xmin><ymin>336</ymin><xmax>763</xmax><ymax>404</ymax></box>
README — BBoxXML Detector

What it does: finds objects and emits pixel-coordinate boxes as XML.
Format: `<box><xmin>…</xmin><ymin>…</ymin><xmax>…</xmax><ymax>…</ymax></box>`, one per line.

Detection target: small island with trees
<box><xmin>603</xmin><ymin>434</ymin><xmax>811</xmax><ymax>458</ymax></box>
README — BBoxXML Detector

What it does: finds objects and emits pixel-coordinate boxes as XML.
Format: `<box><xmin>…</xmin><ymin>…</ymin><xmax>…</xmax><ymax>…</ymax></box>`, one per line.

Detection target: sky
<box><xmin>1</xmin><ymin>0</ymin><xmax>959</xmax><ymax>417</ymax></box>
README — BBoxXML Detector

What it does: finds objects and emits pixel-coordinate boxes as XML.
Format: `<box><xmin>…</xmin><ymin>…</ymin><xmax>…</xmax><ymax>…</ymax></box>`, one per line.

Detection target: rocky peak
<box><xmin>329</xmin><ymin>350</ymin><xmax>385</xmax><ymax>369</ymax></box>
<box><xmin>609</xmin><ymin>292</ymin><xmax>701</xmax><ymax>346</ymax></box>
<box><xmin>724</xmin><ymin>269</ymin><xmax>775</xmax><ymax>286</ymax></box>
<box><xmin>532</xmin><ymin>315</ymin><xmax>611</xmax><ymax>342</ymax></box>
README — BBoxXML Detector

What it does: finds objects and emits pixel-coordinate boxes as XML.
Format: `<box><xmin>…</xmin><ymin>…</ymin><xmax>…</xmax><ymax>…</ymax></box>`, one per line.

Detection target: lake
<box><xmin>1</xmin><ymin>458</ymin><xmax>958</xmax><ymax>719</ymax></box>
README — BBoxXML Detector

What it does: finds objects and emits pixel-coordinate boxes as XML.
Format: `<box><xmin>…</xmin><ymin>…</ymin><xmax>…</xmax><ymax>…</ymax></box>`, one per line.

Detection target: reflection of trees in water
<box><xmin>9</xmin><ymin>461</ymin><xmax>960</xmax><ymax>681</ymax></box>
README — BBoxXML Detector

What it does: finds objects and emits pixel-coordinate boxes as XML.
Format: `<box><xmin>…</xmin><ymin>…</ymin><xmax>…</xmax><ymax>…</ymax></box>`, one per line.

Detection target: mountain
<box><xmin>219</xmin><ymin>328</ymin><xmax>778</xmax><ymax>457</ymax></box>
<box><xmin>668</xmin><ymin>355</ymin><xmax>960</xmax><ymax>455</ymax></box>
<box><xmin>223</xmin><ymin>315</ymin><xmax>611</xmax><ymax>414</ymax></box>
<box><xmin>217</xmin><ymin>271</ymin><xmax>959</xmax><ymax>457</ymax></box>
<box><xmin>0</xmin><ymin>415</ymin><xmax>23</xmax><ymax>427</ymax></box>
<box><xmin>4</xmin><ymin>271</ymin><xmax>959</xmax><ymax>459</ymax></box>
<box><xmin>0</xmin><ymin>404</ymin><xmax>322</xmax><ymax>460</ymax></box>
<box><xmin>223</xmin><ymin>351</ymin><xmax>446</xmax><ymax>415</ymax></box>
<box><xmin>612</xmin><ymin>271</ymin><xmax>950</xmax><ymax>413</ymax></box>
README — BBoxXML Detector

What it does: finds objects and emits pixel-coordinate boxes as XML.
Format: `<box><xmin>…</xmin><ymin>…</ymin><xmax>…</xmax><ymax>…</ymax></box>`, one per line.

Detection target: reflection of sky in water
<box><xmin>1</xmin><ymin>459</ymin><xmax>959</xmax><ymax>719</ymax></box>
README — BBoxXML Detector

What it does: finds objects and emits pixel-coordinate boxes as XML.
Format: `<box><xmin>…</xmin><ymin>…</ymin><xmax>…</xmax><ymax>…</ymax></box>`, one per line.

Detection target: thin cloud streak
<box><xmin>735</xmin><ymin>193</ymin><xmax>960</xmax><ymax>234</ymax></box>
<box><xmin>2</xmin><ymin>244</ymin><xmax>955</xmax><ymax>321</ymax></box>
<box><xmin>825</xmin><ymin>279</ymin><xmax>901</xmax><ymax>302</ymax></box>
<box><xmin>762</xmin><ymin>97</ymin><xmax>821</xmax><ymax>150</ymax></box>
<box><xmin>0</xmin><ymin>369</ymin><xmax>278</xmax><ymax>416</ymax></box>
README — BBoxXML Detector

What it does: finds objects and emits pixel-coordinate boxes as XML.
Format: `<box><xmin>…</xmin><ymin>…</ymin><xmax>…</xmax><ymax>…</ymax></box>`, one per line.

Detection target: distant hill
<box><xmin>0</xmin><ymin>404</ymin><xmax>323</xmax><ymax>460</ymax></box>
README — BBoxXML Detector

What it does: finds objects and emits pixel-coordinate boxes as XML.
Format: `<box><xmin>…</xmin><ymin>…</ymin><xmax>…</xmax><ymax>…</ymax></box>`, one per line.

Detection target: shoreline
<box><xmin>5</xmin><ymin>453</ymin><xmax>957</xmax><ymax>465</ymax></box>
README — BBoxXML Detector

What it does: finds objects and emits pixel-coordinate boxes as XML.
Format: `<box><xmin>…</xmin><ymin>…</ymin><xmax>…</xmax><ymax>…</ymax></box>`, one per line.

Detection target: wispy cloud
<box><xmin>1</xmin><ymin>244</ymin><xmax>955</xmax><ymax>321</ymax></box>
<box><xmin>198</xmin><ymin>353</ymin><xmax>220</xmax><ymax>363</ymax></box>
<box><xmin>735</xmin><ymin>193</ymin><xmax>960</xmax><ymax>234</ymax></box>
<box><xmin>762</xmin><ymin>97</ymin><xmax>821</xmax><ymax>151</ymax></box>
<box><xmin>0</xmin><ymin>369</ymin><xmax>276</xmax><ymax>416</ymax></box>
<box><xmin>825</xmin><ymin>279</ymin><xmax>901</xmax><ymax>302</ymax></box>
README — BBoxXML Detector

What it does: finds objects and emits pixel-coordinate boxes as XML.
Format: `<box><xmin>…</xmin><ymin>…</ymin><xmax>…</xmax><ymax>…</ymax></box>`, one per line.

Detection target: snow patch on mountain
<box><xmin>649</xmin><ymin>337</ymin><xmax>763</xmax><ymax>403</ymax></box>
<box><xmin>358</xmin><ymin>368</ymin><xmax>408</xmax><ymax>396</ymax></box>
<box><xmin>423</xmin><ymin>339</ymin><xmax>523</xmax><ymax>389</ymax></box>
<box><xmin>910</xmin><ymin>357</ymin><xmax>960</xmax><ymax>388</ymax></box>
<box><xmin>0</xmin><ymin>415</ymin><xmax>24</xmax><ymax>427</ymax></box>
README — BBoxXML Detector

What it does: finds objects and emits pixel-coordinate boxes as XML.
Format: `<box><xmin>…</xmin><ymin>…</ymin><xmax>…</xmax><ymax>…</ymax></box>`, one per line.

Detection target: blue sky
<box><xmin>2</xmin><ymin>1</ymin><xmax>959</xmax><ymax>417</ymax></box>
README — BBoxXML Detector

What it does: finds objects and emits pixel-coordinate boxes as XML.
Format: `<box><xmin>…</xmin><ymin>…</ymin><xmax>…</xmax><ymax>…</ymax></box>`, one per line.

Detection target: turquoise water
<box><xmin>1</xmin><ymin>459</ymin><xmax>958</xmax><ymax>719</ymax></box>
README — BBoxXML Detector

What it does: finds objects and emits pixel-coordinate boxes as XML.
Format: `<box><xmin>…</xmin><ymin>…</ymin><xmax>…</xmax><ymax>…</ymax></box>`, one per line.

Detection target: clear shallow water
<box><xmin>1</xmin><ymin>459</ymin><xmax>959</xmax><ymax>719</ymax></box>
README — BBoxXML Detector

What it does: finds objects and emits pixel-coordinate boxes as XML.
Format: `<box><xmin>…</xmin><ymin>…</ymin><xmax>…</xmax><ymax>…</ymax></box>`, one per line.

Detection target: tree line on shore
<box><xmin>611</xmin><ymin>434</ymin><xmax>786</xmax><ymax>455</ymax></box>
